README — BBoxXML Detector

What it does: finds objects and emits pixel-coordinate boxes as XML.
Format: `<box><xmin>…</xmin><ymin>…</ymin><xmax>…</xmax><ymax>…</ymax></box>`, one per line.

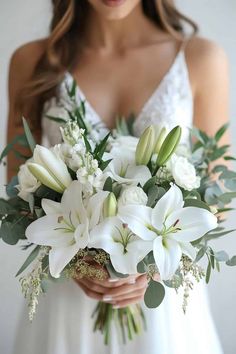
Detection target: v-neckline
<box><xmin>65</xmin><ymin>49</ymin><xmax>184</xmax><ymax>127</ymax></box>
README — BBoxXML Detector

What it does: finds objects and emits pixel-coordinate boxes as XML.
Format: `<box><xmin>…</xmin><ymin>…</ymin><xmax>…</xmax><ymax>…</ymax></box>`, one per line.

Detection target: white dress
<box><xmin>13</xmin><ymin>49</ymin><xmax>223</xmax><ymax>354</ymax></box>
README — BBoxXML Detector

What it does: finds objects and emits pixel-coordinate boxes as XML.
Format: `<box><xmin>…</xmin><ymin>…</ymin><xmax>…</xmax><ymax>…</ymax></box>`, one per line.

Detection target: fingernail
<box><xmin>103</xmin><ymin>295</ymin><xmax>113</xmax><ymax>302</ymax></box>
<box><xmin>113</xmin><ymin>305</ymin><xmax>120</xmax><ymax>309</ymax></box>
<box><xmin>128</xmin><ymin>278</ymin><xmax>136</xmax><ymax>284</ymax></box>
<box><xmin>108</xmin><ymin>278</ymin><xmax>119</xmax><ymax>283</ymax></box>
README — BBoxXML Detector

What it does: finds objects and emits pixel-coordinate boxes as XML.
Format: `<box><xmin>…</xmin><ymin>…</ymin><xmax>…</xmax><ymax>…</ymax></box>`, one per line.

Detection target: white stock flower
<box><xmin>89</xmin><ymin>217</ymin><xmax>152</xmax><ymax>274</ymax></box>
<box><xmin>76</xmin><ymin>153</ymin><xmax>106</xmax><ymax>195</ymax></box>
<box><xmin>169</xmin><ymin>155</ymin><xmax>200</xmax><ymax>191</ymax></box>
<box><xmin>119</xmin><ymin>184</ymin><xmax>217</xmax><ymax>280</ymax></box>
<box><xmin>60</xmin><ymin>121</ymin><xmax>85</xmax><ymax>146</ymax></box>
<box><xmin>26</xmin><ymin>181</ymin><xmax>108</xmax><ymax>278</ymax></box>
<box><xmin>118</xmin><ymin>186</ymin><xmax>148</xmax><ymax>208</ymax></box>
<box><xmin>16</xmin><ymin>161</ymin><xmax>41</xmax><ymax>202</ymax></box>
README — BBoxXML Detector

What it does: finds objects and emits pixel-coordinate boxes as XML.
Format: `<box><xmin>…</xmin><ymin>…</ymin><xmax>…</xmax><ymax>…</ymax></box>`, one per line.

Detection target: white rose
<box><xmin>16</xmin><ymin>161</ymin><xmax>41</xmax><ymax>202</ymax></box>
<box><xmin>169</xmin><ymin>155</ymin><xmax>200</xmax><ymax>191</ymax></box>
<box><xmin>118</xmin><ymin>186</ymin><xmax>148</xmax><ymax>208</ymax></box>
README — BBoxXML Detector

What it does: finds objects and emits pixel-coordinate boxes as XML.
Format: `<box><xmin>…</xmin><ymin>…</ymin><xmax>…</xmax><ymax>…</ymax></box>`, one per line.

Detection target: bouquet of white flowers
<box><xmin>1</xmin><ymin>82</ymin><xmax>236</xmax><ymax>344</ymax></box>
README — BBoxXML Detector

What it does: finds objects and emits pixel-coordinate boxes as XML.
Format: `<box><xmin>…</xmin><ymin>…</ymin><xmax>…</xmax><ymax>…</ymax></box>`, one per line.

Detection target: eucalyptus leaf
<box><xmin>137</xmin><ymin>261</ymin><xmax>147</xmax><ymax>274</ymax></box>
<box><xmin>15</xmin><ymin>246</ymin><xmax>40</xmax><ymax>277</ymax></box>
<box><xmin>226</xmin><ymin>256</ymin><xmax>236</xmax><ymax>266</ymax></box>
<box><xmin>6</xmin><ymin>176</ymin><xmax>19</xmax><ymax>198</ymax></box>
<box><xmin>204</xmin><ymin>229</ymin><xmax>236</xmax><ymax>241</ymax></box>
<box><xmin>184</xmin><ymin>199</ymin><xmax>210</xmax><ymax>211</ymax></box>
<box><xmin>215</xmin><ymin>123</ymin><xmax>229</xmax><ymax>142</ymax></box>
<box><xmin>206</xmin><ymin>260</ymin><xmax>211</xmax><ymax>284</ymax></box>
<box><xmin>143</xmin><ymin>176</ymin><xmax>157</xmax><ymax>194</ymax></box>
<box><xmin>195</xmin><ymin>246</ymin><xmax>207</xmax><ymax>262</ymax></box>
<box><xmin>147</xmin><ymin>186</ymin><xmax>165</xmax><ymax>208</ymax></box>
<box><xmin>0</xmin><ymin>199</ymin><xmax>18</xmax><ymax>216</ymax></box>
<box><xmin>214</xmin><ymin>251</ymin><xmax>229</xmax><ymax>262</ymax></box>
<box><xmin>144</xmin><ymin>280</ymin><xmax>165</xmax><ymax>308</ymax></box>
<box><xmin>0</xmin><ymin>221</ymin><xmax>26</xmax><ymax>245</ymax></box>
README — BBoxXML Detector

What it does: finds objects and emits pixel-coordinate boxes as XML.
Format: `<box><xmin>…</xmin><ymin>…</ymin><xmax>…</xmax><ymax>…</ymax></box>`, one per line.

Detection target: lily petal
<box><xmin>180</xmin><ymin>242</ymin><xmax>197</xmax><ymax>260</ymax></box>
<box><xmin>26</xmin><ymin>214</ymin><xmax>74</xmax><ymax>247</ymax></box>
<box><xmin>166</xmin><ymin>207</ymin><xmax>218</xmax><ymax>242</ymax></box>
<box><xmin>42</xmin><ymin>199</ymin><xmax>62</xmax><ymax>215</ymax></box>
<box><xmin>87</xmin><ymin>190</ymin><xmax>109</xmax><ymax>229</ymax></box>
<box><xmin>49</xmin><ymin>243</ymin><xmax>79</xmax><ymax>278</ymax></box>
<box><xmin>153</xmin><ymin>237</ymin><xmax>182</xmax><ymax>280</ymax></box>
<box><xmin>152</xmin><ymin>184</ymin><xmax>184</xmax><ymax>230</ymax></box>
<box><xmin>61</xmin><ymin>181</ymin><xmax>87</xmax><ymax>226</ymax></box>
<box><xmin>74</xmin><ymin>221</ymin><xmax>89</xmax><ymax>249</ymax></box>
<box><xmin>118</xmin><ymin>205</ymin><xmax>155</xmax><ymax>241</ymax></box>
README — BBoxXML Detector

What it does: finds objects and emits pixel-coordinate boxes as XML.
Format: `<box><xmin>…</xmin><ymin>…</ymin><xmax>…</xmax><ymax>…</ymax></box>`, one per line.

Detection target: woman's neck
<box><xmin>81</xmin><ymin>3</ymin><xmax>160</xmax><ymax>53</ymax></box>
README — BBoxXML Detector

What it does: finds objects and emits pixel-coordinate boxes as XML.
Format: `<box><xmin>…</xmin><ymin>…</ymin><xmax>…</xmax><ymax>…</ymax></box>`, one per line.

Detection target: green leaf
<box><xmin>143</xmin><ymin>176</ymin><xmax>157</xmax><ymax>194</ymax></box>
<box><xmin>214</xmin><ymin>251</ymin><xmax>229</xmax><ymax>262</ymax></box>
<box><xmin>0</xmin><ymin>199</ymin><xmax>18</xmax><ymax>216</ymax></box>
<box><xmin>144</xmin><ymin>280</ymin><xmax>165</xmax><ymax>308</ymax></box>
<box><xmin>184</xmin><ymin>199</ymin><xmax>210</xmax><ymax>211</ymax></box>
<box><xmin>28</xmin><ymin>193</ymin><xmax>35</xmax><ymax>214</ymax></box>
<box><xmin>195</xmin><ymin>246</ymin><xmax>207</xmax><ymax>262</ymax></box>
<box><xmin>206</xmin><ymin>260</ymin><xmax>211</xmax><ymax>284</ymax></box>
<box><xmin>147</xmin><ymin>186</ymin><xmax>165</xmax><ymax>208</ymax></box>
<box><xmin>204</xmin><ymin>229</ymin><xmax>236</xmax><ymax>241</ymax></box>
<box><xmin>210</xmin><ymin>145</ymin><xmax>230</xmax><ymax>161</ymax></box>
<box><xmin>94</xmin><ymin>133</ymin><xmax>111</xmax><ymax>159</ymax></box>
<box><xmin>0</xmin><ymin>134</ymin><xmax>27</xmax><ymax>163</ymax></box>
<box><xmin>212</xmin><ymin>165</ymin><xmax>227</xmax><ymax>174</ymax></box>
<box><xmin>0</xmin><ymin>221</ymin><xmax>26</xmax><ymax>245</ymax></box>
<box><xmin>137</xmin><ymin>261</ymin><xmax>147</xmax><ymax>274</ymax></box>
<box><xmin>22</xmin><ymin>117</ymin><xmax>36</xmax><ymax>153</ymax></box>
<box><xmin>83</xmin><ymin>135</ymin><xmax>92</xmax><ymax>152</ymax></box>
<box><xmin>103</xmin><ymin>177</ymin><xmax>113</xmax><ymax>192</ymax></box>
<box><xmin>15</xmin><ymin>246</ymin><xmax>40</xmax><ymax>277</ymax></box>
<box><xmin>218</xmin><ymin>192</ymin><xmax>236</xmax><ymax>204</ymax></box>
<box><xmin>224</xmin><ymin>155</ymin><xmax>236</xmax><ymax>161</ymax></box>
<box><xmin>215</xmin><ymin>123</ymin><xmax>229</xmax><ymax>142</ymax></box>
<box><xmin>99</xmin><ymin>159</ymin><xmax>112</xmax><ymax>171</ymax></box>
<box><xmin>6</xmin><ymin>176</ymin><xmax>19</xmax><ymax>198</ymax></box>
<box><xmin>45</xmin><ymin>115</ymin><xmax>67</xmax><ymax>124</ymax></box>
<box><xmin>226</xmin><ymin>256</ymin><xmax>236</xmax><ymax>266</ymax></box>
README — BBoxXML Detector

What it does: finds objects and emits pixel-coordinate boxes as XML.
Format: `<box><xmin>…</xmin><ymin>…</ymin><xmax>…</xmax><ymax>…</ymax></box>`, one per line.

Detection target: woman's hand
<box><xmin>74</xmin><ymin>273</ymin><xmax>149</xmax><ymax>308</ymax></box>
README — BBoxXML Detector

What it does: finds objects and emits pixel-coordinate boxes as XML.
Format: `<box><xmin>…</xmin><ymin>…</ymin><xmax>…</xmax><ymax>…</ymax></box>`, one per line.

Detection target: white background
<box><xmin>0</xmin><ymin>1</ymin><xmax>236</xmax><ymax>353</ymax></box>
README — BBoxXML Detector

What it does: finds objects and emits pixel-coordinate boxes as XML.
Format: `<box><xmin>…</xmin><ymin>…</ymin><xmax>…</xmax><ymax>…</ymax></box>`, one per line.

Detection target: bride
<box><xmin>8</xmin><ymin>1</ymin><xmax>228</xmax><ymax>353</ymax></box>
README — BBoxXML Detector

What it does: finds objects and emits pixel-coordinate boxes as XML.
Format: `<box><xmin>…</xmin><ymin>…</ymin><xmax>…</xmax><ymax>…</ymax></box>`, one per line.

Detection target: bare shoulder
<box><xmin>9</xmin><ymin>38</ymin><xmax>48</xmax><ymax>89</ymax></box>
<box><xmin>185</xmin><ymin>36</ymin><xmax>229</xmax><ymax>94</ymax></box>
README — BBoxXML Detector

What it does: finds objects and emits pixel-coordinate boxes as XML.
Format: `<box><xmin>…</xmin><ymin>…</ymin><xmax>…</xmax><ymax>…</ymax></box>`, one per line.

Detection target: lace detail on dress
<box><xmin>42</xmin><ymin>50</ymin><xmax>193</xmax><ymax>147</ymax></box>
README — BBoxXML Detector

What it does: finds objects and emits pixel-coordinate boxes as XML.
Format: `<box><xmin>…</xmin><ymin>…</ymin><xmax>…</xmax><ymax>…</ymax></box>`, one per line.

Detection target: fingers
<box><xmin>74</xmin><ymin>274</ymin><xmax>148</xmax><ymax>306</ymax></box>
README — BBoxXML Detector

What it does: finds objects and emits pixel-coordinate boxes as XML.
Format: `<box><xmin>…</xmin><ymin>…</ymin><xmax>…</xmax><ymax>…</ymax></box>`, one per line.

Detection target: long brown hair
<box><xmin>19</xmin><ymin>0</ymin><xmax>198</xmax><ymax>129</ymax></box>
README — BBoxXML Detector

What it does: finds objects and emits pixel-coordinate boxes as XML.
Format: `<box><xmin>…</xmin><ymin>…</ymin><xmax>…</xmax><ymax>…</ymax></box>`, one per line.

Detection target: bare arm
<box><xmin>186</xmin><ymin>37</ymin><xmax>230</xmax><ymax>144</ymax></box>
<box><xmin>7</xmin><ymin>40</ymin><xmax>46</xmax><ymax>181</ymax></box>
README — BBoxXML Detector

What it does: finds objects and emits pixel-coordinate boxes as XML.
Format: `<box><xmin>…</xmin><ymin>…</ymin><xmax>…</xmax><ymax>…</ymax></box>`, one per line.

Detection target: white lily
<box><xmin>89</xmin><ymin>217</ymin><xmax>152</xmax><ymax>274</ymax></box>
<box><xmin>26</xmin><ymin>181</ymin><xmax>108</xmax><ymax>278</ymax></box>
<box><xmin>28</xmin><ymin>145</ymin><xmax>72</xmax><ymax>193</ymax></box>
<box><xmin>104</xmin><ymin>151</ymin><xmax>151</xmax><ymax>187</ymax></box>
<box><xmin>119</xmin><ymin>184</ymin><xmax>218</xmax><ymax>280</ymax></box>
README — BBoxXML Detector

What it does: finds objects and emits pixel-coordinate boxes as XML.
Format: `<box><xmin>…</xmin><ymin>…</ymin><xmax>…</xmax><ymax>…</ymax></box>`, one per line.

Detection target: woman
<box><xmin>8</xmin><ymin>1</ymin><xmax>228</xmax><ymax>353</ymax></box>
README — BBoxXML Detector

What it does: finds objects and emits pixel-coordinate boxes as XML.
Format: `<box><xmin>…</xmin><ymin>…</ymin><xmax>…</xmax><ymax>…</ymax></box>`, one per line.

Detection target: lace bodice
<box><xmin>42</xmin><ymin>49</ymin><xmax>193</xmax><ymax>146</ymax></box>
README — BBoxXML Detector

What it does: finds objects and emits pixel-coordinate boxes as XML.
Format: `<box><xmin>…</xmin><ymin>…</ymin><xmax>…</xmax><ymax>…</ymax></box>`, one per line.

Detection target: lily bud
<box><xmin>32</xmin><ymin>145</ymin><xmax>72</xmax><ymax>192</ymax></box>
<box><xmin>27</xmin><ymin>163</ymin><xmax>64</xmax><ymax>193</ymax></box>
<box><xmin>156</xmin><ymin>126</ymin><xmax>182</xmax><ymax>166</ymax></box>
<box><xmin>153</xmin><ymin>127</ymin><xmax>167</xmax><ymax>154</ymax></box>
<box><xmin>135</xmin><ymin>126</ymin><xmax>156</xmax><ymax>165</ymax></box>
<box><xmin>103</xmin><ymin>192</ymin><xmax>117</xmax><ymax>218</ymax></box>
